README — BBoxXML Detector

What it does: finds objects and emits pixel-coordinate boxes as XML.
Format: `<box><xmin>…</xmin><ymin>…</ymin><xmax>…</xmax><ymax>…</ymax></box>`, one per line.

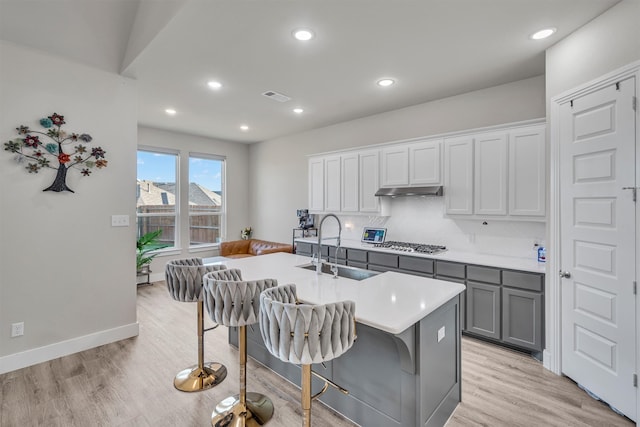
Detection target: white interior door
<box><xmin>560</xmin><ymin>77</ymin><xmax>637</xmax><ymax>420</ymax></box>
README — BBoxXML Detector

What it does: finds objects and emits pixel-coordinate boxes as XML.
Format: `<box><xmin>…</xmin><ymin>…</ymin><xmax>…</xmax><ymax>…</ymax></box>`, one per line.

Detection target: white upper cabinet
<box><xmin>359</xmin><ymin>150</ymin><xmax>381</xmax><ymax>213</ymax></box>
<box><xmin>341</xmin><ymin>152</ymin><xmax>359</xmax><ymax>212</ymax></box>
<box><xmin>381</xmin><ymin>146</ymin><xmax>409</xmax><ymax>187</ymax></box>
<box><xmin>444</xmin><ymin>136</ymin><xmax>474</xmax><ymax>215</ymax></box>
<box><xmin>444</xmin><ymin>122</ymin><xmax>546</xmax><ymax>220</ymax></box>
<box><xmin>474</xmin><ymin>132</ymin><xmax>508</xmax><ymax>216</ymax></box>
<box><xmin>310</xmin><ymin>120</ymin><xmax>545</xmax><ymax>220</ymax></box>
<box><xmin>324</xmin><ymin>155</ymin><xmax>342</xmax><ymax>212</ymax></box>
<box><xmin>382</xmin><ymin>139</ymin><xmax>442</xmax><ymax>187</ymax></box>
<box><xmin>308</xmin><ymin>157</ymin><xmax>324</xmax><ymax>213</ymax></box>
<box><xmin>508</xmin><ymin>125</ymin><xmax>545</xmax><ymax>216</ymax></box>
<box><xmin>308</xmin><ymin>149</ymin><xmax>387</xmax><ymax>215</ymax></box>
<box><xmin>408</xmin><ymin>139</ymin><xmax>442</xmax><ymax>185</ymax></box>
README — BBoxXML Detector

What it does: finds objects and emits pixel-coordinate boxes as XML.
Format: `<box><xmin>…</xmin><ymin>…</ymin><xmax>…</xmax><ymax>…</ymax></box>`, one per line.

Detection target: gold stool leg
<box><xmin>211</xmin><ymin>325</ymin><xmax>274</xmax><ymax>427</ymax></box>
<box><xmin>174</xmin><ymin>301</ymin><xmax>227</xmax><ymax>392</ymax></box>
<box><xmin>302</xmin><ymin>364</ymin><xmax>312</xmax><ymax>427</ymax></box>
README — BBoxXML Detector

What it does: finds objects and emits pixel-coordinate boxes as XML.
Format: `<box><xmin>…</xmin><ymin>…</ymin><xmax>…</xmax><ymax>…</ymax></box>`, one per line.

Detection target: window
<box><xmin>136</xmin><ymin>149</ymin><xmax>177</xmax><ymax>248</ymax></box>
<box><xmin>189</xmin><ymin>154</ymin><xmax>224</xmax><ymax>247</ymax></box>
<box><xmin>136</xmin><ymin>148</ymin><xmax>226</xmax><ymax>250</ymax></box>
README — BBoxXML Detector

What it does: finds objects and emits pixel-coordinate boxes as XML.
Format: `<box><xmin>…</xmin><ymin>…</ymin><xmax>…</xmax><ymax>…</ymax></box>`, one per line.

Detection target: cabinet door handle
<box><xmin>559</xmin><ymin>270</ymin><xmax>571</xmax><ymax>279</ymax></box>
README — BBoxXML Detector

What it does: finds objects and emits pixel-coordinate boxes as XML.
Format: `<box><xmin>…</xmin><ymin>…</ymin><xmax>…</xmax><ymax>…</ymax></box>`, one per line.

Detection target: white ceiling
<box><xmin>0</xmin><ymin>0</ymin><xmax>620</xmax><ymax>143</ymax></box>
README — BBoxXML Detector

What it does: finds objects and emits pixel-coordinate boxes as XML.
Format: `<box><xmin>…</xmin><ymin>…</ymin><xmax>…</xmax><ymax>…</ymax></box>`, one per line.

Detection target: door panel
<box><xmin>560</xmin><ymin>76</ymin><xmax>636</xmax><ymax>420</ymax></box>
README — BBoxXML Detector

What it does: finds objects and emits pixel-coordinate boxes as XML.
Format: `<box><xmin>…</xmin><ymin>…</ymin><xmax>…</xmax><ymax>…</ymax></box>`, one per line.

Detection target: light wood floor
<box><xmin>0</xmin><ymin>282</ymin><xmax>633</xmax><ymax>427</ymax></box>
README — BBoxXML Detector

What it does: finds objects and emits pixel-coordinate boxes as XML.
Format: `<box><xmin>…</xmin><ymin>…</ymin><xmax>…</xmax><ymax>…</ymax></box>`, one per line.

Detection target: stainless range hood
<box><xmin>375</xmin><ymin>185</ymin><xmax>443</xmax><ymax>197</ymax></box>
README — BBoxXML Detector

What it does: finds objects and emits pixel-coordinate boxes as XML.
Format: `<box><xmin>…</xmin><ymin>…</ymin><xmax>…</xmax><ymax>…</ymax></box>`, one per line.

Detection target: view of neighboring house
<box><xmin>136</xmin><ymin>180</ymin><xmax>222</xmax><ymax>246</ymax></box>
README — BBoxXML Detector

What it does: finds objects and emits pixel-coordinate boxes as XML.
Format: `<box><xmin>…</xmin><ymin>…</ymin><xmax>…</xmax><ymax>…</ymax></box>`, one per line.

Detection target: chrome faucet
<box><xmin>316</xmin><ymin>213</ymin><xmax>342</xmax><ymax>274</ymax></box>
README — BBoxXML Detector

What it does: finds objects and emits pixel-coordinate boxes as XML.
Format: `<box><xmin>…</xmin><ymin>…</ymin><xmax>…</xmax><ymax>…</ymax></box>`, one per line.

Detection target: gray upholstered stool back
<box><xmin>260</xmin><ymin>284</ymin><xmax>356</xmax><ymax>365</ymax></box>
<box><xmin>203</xmin><ymin>268</ymin><xmax>278</xmax><ymax>327</ymax></box>
<box><xmin>165</xmin><ymin>258</ymin><xmax>226</xmax><ymax>302</ymax></box>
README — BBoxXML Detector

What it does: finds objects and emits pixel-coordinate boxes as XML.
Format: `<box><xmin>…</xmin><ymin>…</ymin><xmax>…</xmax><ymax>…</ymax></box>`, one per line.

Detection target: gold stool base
<box><xmin>211</xmin><ymin>392</ymin><xmax>274</xmax><ymax>427</ymax></box>
<box><xmin>174</xmin><ymin>362</ymin><xmax>227</xmax><ymax>392</ymax></box>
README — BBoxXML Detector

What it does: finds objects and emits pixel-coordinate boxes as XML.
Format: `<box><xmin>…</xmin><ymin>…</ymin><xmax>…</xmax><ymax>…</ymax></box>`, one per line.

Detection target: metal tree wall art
<box><xmin>3</xmin><ymin>113</ymin><xmax>107</xmax><ymax>193</ymax></box>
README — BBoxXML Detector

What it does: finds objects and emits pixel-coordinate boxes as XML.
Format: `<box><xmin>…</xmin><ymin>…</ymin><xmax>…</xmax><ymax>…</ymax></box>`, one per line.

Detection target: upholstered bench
<box><xmin>219</xmin><ymin>239</ymin><xmax>293</xmax><ymax>259</ymax></box>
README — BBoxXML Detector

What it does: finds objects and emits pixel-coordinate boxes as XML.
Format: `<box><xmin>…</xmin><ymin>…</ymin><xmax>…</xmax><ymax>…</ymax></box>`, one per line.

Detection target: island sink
<box><xmin>297</xmin><ymin>262</ymin><xmax>379</xmax><ymax>281</ymax></box>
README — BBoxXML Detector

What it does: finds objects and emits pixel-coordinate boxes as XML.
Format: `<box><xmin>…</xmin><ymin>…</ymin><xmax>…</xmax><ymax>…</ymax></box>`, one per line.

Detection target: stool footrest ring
<box><xmin>310</xmin><ymin>369</ymin><xmax>349</xmax><ymax>397</ymax></box>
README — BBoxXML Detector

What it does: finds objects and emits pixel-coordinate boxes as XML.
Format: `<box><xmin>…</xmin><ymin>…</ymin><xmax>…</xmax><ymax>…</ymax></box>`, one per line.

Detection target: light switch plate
<box><xmin>111</xmin><ymin>215</ymin><xmax>130</xmax><ymax>227</ymax></box>
<box><xmin>437</xmin><ymin>326</ymin><xmax>445</xmax><ymax>342</ymax></box>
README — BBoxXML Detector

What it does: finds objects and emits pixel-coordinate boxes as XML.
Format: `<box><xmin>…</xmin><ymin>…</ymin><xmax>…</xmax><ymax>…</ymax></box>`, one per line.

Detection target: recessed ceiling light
<box><xmin>530</xmin><ymin>27</ymin><xmax>556</xmax><ymax>40</ymax></box>
<box><xmin>240</xmin><ymin>125</ymin><xmax>249</xmax><ymax>131</ymax></box>
<box><xmin>293</xmin><ymin>108</ymin><xmax>304</xmax><ymax>114</ymax></box>
<box><xmin>377</xmin><ymin>79</ymin><xmax>395</xmax><ymax>87</ymax></box>
<box><xmin>165</xmin><ymin>108</ymin><xmax>177</xmax><ymax>115</ymax></box>
<box><xmin>293</xmin><ymin>29</ymin><xmax>314</xmax><ymax>41</ymax></box>
<box><xmin>207</xmin><ymin>80</ymin><xmax>222</xmax><ymax>89</ymax></box>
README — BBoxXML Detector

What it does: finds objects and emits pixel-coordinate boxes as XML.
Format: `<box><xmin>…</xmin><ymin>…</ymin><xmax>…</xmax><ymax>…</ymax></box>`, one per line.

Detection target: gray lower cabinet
<box><xmin>466</xmin><ymin>281</ymin><xmax>501</xmax><ymax>340</ymax></box>
<box><xmin>369</xmin><ymin>252</ymin><xmax>399</xmax><ymax>272</ymax></box>
<box><xmin>502</xmin><ymin>287</ymin><xmax>543</xmax><ymax>351</ymax></box>
<box><xmin>399</xmin><ymin>255</ymin><xmax>434</xmax><ymax>277</ymax></box>
<box><xmin>295</xmin><ymin>242</ymin><xmax>329</xmax><ymax>259</ymax></box>
<box><xmin>293</xmin><ymin>241</ymin><xmax>544</xmax><ymax>355</ymax></box>
<box><xmin>328</xmin><ymin>246</ymin><xmax>347</xmax><ymax>265</ymax></box>
<box><xmin>295</xmin><ymin>241</ymin><xmax>313</xmax><ymax>256</ymax></box>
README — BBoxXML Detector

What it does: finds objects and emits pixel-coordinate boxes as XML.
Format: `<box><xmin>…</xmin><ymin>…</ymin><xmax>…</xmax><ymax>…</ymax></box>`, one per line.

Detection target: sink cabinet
<box><xmin>368</xmin><ymin>252</ymin><xmax>399</xmax><ymax>272</ymax></box>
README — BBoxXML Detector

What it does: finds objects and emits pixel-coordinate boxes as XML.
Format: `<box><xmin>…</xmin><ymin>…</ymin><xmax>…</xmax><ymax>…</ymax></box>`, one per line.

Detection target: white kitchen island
<box><xmin>204</xmin><ymin>252</ymin><xmax>465</xmax><ymax>427</ymax></box>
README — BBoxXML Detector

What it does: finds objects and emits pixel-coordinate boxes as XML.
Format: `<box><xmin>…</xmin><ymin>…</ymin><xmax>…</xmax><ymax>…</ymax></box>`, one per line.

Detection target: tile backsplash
<box><xmin>322</xmin><ymin>197</ymin><xmax>545</xmax><ymax>260</ymax></box>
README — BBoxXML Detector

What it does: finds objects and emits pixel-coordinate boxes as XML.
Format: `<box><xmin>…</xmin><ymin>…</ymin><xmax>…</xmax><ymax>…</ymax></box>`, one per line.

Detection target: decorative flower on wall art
<box><xmin>3</xmin><ymin>113</ymin><xmax>107</xmax><ymax>193</ymax></box>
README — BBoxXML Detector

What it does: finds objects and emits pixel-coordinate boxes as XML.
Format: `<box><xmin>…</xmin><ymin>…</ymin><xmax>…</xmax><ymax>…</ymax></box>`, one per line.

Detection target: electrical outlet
<box><xmin>111</xmin><ymin>215</ymin><xmax>130</xmax><ymax>227</ymax></box>
<box><xmin>11</xmin><ymin>322</ymin><xmax>24</xmax><ymax>337</ymax></box>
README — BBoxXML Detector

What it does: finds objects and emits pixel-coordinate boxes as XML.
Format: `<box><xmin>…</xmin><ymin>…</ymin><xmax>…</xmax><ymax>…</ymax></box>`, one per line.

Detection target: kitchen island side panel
<box><xmin>230</xmin><ymin>295</ymin><xmax>461</xmax><ymax>427</ymax></box>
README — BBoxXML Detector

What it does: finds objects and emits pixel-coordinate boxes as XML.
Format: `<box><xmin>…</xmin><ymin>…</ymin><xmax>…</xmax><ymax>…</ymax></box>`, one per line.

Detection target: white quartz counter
<box><xmin>203</xmin><ymin>252</ymin><xmax>464</xmax><ymax>335</ymax></box>
<box><xmin>295</xmin><ymin>237</ymin><xmax>546</xmax><ymax>274</ymax></box>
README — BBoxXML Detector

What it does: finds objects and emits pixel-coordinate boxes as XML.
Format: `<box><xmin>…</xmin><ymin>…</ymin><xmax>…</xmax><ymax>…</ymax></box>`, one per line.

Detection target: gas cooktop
<box><xmin>374</xmin><ymin>241</ymin><xmax>447</xmax><ymax>255</ymax></box>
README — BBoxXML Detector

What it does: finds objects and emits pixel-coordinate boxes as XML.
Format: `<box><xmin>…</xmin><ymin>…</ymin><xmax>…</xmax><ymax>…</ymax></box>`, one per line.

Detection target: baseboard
<box><xmin>0</xmin><ymin>322</ymin><xmax>139</xmax><ymax>374</ymax></box>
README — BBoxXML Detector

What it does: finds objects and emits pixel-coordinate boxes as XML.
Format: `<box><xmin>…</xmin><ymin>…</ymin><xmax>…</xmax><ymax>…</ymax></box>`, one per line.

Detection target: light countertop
<box><xmin>203</xmin><ymin>252</ymin><xmax>464</xmax><ymax>335</ymax></box>
<box><xmin>295</xmin><ymin>238</ymin><xmax>547</xmax><ymax>274</ymax></box>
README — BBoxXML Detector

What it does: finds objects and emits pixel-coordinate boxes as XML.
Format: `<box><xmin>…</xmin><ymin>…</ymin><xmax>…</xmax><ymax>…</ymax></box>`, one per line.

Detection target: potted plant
<box><xmin>136</xmin><ymin>229</ymin><xmax>170</xmax><ymax>274</ymax></box>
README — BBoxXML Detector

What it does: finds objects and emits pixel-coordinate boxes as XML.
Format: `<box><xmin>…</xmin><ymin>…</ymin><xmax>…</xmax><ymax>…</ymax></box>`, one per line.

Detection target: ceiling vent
<box><xmin>262</xmin><ymin>91</ymin><xmax>291</xmax><ymax>103</ymax></box>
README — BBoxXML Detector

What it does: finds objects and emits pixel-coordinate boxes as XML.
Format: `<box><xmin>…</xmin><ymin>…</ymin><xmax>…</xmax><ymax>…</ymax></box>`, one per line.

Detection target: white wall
<box><xmin>249</xmin><ymin>75</ymin><xmax>546</xmax><ymax>254</ymax></box>
<box><xmin>0</xmin><ymin>41</ymin><xmax>138</xmax><ymax>373</ymax></box>
<box><xmin>546</xmin><ymin>0</ymin><xmax>640</xmax><ymax>101</ymax></box>
<box><xmin>137</xmin><ymin>126</ymin><xmax>250</xmax><ymax>279</ymax></box>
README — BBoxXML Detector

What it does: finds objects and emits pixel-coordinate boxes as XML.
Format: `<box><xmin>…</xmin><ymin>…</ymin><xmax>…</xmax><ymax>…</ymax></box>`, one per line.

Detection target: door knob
<box><xmin>559</xmin><ymin>270</ymin><xmax>571</xmax><ymax>279</ymax></box>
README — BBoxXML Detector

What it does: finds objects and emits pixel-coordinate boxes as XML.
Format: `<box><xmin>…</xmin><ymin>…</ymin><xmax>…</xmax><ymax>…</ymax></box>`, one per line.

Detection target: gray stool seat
<box><xmin>203</xmin><ymin>268</ymin><xmax>278</xmax><ymax>427</ymax></box>
<box><xmin>165</xmin><ymin>258</ymin><xmax>228</xmax><ymax>392</ymax></box>
<box><xmin>260</xmin><ymin>284</ymin><xmax>356</xmax><ymax>426</ymax></box>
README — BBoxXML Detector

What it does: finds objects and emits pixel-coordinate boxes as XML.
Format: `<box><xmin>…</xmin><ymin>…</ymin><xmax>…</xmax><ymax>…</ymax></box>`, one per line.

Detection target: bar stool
<box><xmin>165</xmin><ymin>258</ymin><xmax>228</xmax><ymax>392</ymax></box>
<box><xmin>259</xmin><ymin>284</ymin><xmax>356</xmax><ymax>427</ymax></box>
<box><xmin>203</xmin><ymin>268</ymin><xmax>278</xmax><ymax>427</ymax></box>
